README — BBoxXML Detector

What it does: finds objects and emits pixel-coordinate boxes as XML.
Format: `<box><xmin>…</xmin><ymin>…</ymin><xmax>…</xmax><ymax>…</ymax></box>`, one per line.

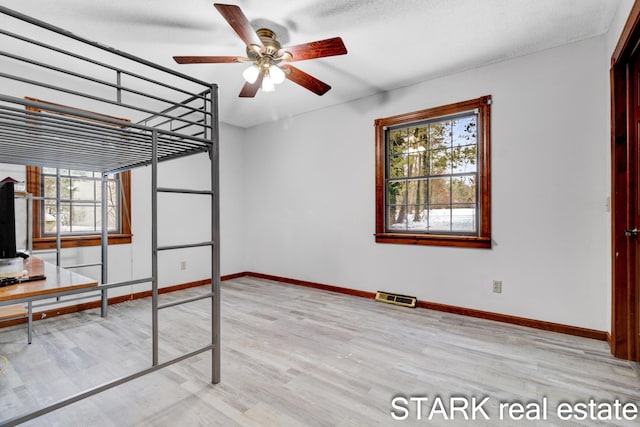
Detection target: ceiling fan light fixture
<box><xmin>262</xmin><ymin>74</ymin><xmax>275</xmax><ymax>92</ymax></box>
<box><xmin>269</xmin><ymin>64</ymin><xmax>286</xmax><ymax>85</ymax></box>
<box><xmin>242</xmin><ymin>64</ymin><xmax>260</xmax><ymax>84</ymax></box>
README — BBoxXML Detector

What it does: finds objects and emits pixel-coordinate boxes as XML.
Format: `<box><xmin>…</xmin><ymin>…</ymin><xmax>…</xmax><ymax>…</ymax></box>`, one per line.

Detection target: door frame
<box><xmin>611</xmin><ymin>0</ymin><xmax>640</xmax><ymax>361</ymax></box>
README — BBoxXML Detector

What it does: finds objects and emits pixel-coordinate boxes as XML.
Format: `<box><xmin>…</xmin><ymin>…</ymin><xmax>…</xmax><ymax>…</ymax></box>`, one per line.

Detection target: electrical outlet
<box><xmin>180</xmin><ymin>261</ymin><xmax>187</xmax><ymax>271</ymax></box>
<box><xmin>492</xmin><ymin>280</ymin><xmax>502</xmax><ymax>293</ymax></box>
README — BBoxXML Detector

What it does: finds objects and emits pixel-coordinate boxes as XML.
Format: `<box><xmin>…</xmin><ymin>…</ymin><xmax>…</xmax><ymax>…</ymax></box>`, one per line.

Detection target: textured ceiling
<box><xmin>0</xmin><ymin>0</ymin><xmax>625</xmax><ymax>128</ymax></box>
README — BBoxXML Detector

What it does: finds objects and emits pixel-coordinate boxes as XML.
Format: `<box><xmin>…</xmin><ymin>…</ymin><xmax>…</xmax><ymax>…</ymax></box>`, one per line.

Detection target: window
<box><xmin>27</xmin><ymin>167</ymin><xmax>132</xmax><ymax>249</ymax></box>
<box><xmin>374</xmin><ymin>95</ymin><xmax>492</xmax><ymax>248</ymax></box>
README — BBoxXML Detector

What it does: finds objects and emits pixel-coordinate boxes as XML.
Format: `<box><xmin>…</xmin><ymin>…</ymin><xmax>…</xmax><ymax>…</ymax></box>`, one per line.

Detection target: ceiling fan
<box><xmin>173</xmin><ymin>3</ymin><xmax>348</xmax><ymax>97</ymax></box>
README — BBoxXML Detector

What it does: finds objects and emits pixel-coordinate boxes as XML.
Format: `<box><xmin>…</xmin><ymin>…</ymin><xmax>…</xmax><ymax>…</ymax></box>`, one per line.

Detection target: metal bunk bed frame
<box><xmin>0</xmin><ymin>6</ymin><xmax>220</xmax><ymax>426</ymax></box>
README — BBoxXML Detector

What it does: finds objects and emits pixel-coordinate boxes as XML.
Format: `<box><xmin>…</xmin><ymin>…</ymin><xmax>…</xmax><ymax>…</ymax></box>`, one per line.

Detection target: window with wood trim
<box><xmin>26</xmin><ymin>167</ymin><xmax>131</xmax><ymax>249</ymax></box>
<box><xmin>375</xmin><ymin>95</ymin><xmax>492</xmax><ymax>248</ymax></box>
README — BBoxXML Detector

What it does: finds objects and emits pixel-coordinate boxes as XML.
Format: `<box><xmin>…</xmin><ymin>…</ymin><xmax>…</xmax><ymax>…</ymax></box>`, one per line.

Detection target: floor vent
<box><xmin>375</xmin><ymin>291</ymin><xmax>417</xmax><ymax>308</ymax></box>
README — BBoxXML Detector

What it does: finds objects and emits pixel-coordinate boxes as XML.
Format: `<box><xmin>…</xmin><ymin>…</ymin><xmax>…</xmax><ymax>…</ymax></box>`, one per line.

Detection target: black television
<box><xmin>0</xmin><ymin>179</ymin><xmax>17</xmax><ymax>259</ymax></box>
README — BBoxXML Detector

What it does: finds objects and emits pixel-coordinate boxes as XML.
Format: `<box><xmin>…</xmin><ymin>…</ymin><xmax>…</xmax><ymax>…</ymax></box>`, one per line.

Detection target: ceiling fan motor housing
<box><xmin>246</xmin><ymin>28</ymin><xmax>286</xmax><ymax>61</ymax></box>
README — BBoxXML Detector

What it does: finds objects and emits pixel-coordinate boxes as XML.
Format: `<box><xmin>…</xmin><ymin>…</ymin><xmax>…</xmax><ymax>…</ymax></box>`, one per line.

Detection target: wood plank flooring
<box><xmin>1</xmin><ymin>276</ymin><xmax>639</xmax><ymax>426</ymax></box>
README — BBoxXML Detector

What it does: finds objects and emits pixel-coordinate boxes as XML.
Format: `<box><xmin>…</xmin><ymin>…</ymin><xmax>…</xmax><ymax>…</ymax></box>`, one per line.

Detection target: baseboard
<box><xmin>415</xmin><ymin>300</ymin><xmax>608</xmax><ymax>341</ymax></box>
<box><xmin>242</xmin><ymin>272</ymin><xmax>377</xmax><ymax>299</ymax></box>
<box><xmin>2</xmin><ymin>272</ymin><xmax>610</xmax><ymax>343</ymax></box>
<box><xmin>233</xmin><ymin>272</ymin><xmax>608</xmax><ymax>342</ymax></box>
<box><xmin>221</xmin><ymin>272</ymin><xmax>249</xmax><ymax>281</ymax></box>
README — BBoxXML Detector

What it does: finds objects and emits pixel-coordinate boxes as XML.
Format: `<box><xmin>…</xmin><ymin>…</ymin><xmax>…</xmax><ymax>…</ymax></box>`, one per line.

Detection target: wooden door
<box><xmin>611</xmin><ymin>0</ymin><xmax>640</xmax><ymax>362</ymax></box>
<box><xmin>631</xmin><ymin>50</ymin><xmax>640</xmax><ymax>361</ymax></box>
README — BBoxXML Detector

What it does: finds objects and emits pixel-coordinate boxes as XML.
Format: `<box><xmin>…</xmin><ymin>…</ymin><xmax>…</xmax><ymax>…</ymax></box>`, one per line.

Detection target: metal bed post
<box><xmin>210</xmin><ymin>84</ymin><xmax>220</xmax><ymax>384</ymax></box>
<box><xmin>100</xmin><ymin>172</ymin><xmax>108</xmax><ymax>317</ymax></box>
<box><xmin>55</xmin><ymin>168</ymin><xmax>61</xmax><ymax>266</ymax></box>
<box><xmin>26</xmin><ymin>192</ymin><xmax>32</xmax><ymax>253</ymax></box>
<box><xmin>151</xmin><ymin>129</ymin><xmax>159</xmax><ymax>366</ymax></box>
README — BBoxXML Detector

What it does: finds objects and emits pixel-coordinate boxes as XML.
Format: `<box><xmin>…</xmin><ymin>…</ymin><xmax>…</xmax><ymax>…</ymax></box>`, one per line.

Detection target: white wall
<box><xmin>243</xmin><ymin>35</ymin><xmax>611</xmax><ymax>331</ymax></box>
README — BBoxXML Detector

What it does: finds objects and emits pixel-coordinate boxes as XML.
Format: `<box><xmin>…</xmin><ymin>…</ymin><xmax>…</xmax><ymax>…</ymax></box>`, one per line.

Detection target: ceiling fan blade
<box><xmin>281</xmin><ymin>65</ymin><xmax>331</xmax><ymax>96</ymax></box>
<box><xmin>239</xmin><ymin>73</ymin><xmax>264</xmax><ymax>98</ymax></box>
<box><xmin>214</xmin><ymin>3</ymin><xmax>263</xmax><ymax>48</ymax></box>
<box><xmin>280</xmin><ymin>37</ymin><xmax>347</xmax><ymax>62</ymax></box>
<box><xmin>173</xmin><ymin>56</ymin><xmax>246</xmax><ymax>64</ymax></box>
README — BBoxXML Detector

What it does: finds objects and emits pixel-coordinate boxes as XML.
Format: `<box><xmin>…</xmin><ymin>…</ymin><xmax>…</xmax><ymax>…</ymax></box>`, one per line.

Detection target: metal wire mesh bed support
<box><xmin>0</xmin><ymin>6</ymin><xmax>220</xmax><ymax>426</ymax></box>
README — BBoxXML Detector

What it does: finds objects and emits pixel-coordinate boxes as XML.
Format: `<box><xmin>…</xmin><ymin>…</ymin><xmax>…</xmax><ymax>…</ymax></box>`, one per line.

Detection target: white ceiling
<box><xmin>0</xmin><ymin>0</ymin><xmax>625</xmax><ymax>128</ymax></box>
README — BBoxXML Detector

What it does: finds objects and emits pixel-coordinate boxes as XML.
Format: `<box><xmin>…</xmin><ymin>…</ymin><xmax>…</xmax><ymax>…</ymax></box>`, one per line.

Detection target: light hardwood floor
<box><xmin>1</xmin><ymin>276</ymin><xmax>639</xmax><ymax>426</ymax></box>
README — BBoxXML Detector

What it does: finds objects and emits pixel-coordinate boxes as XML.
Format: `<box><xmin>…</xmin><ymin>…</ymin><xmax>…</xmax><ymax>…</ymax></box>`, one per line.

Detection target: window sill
<box><xmin>374</xmin><ymin>233</ymin><xmax>491</xmax><ymax>249</ymax></box>
<box><xmin>33</xmin><ymin>234</ymin><xmax>133</xmax><ymax>250</ymax></box>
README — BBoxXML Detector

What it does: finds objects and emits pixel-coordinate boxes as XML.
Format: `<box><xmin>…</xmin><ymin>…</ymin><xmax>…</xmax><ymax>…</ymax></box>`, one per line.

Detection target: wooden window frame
<box><xmin>374</xmin><ymin>95</ymin><xmax>492</xmax><ymax>248</ymax></box>
<box><xmin>26</xmin><ymin>167</ymin><xmax>132</xmax><ymax>249</ymax></box>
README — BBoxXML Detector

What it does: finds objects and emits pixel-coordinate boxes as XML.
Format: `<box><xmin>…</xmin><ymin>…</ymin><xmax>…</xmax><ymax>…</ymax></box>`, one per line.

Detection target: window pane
<box><xmin>388</xmin><ymin>128</ymin><xmax>409</xmax><ymax>179</ymax></box>
<box><xmin>44</xmin><ymin>176</ymin><xmax>56</xmax><ymax>199</ymax></box>
<box><xmin>96</xmin><ymin>204</ymin><xmax>118</xmax><ymax>232</ymax></box>
<box><xmin>389</xmin><ymin>153</ymin><xmax>408</xmax><ymax>178</ymax></box>
<box><xmin>91</xmin><ymin>180</ymin><xmax>119</xmax><ymax>204</ymax></box>
<box><xmin>108</xmin><ymin>180</ymin><xmax>118</xmax><ymax>205</ymax></box>
<box><xmin>452</xmin><ymin>206</ymin><xmax>476</xmax><ymax>232</ymax></box>
<box><xmin>43</xmin><ymin>203</ymin><xmax>57</xmax><ymax>232</ymax></box>
<box><xmin>108</xmin><ymin>205</ymin><xmax>118</xmax><ymax>231</ymax></box>
<box><xmin>429</xmin><ymin>177</ymin><xmax>451</xmax><ymax>205</ymax></box>
<box><xmin>407</xmin><ymin>179</ymin><xmax>428</xmax><ymax>208</ymax></box>
<box><xmin>94</xmin><ymin>181</ymin><xmax>101</xmax><ymax>201</ymax></box>
<box><xmin>407</xmin><ymin>127</ymin><xmax>428</xmax><ymax>166</ymax></box>
<box><xmin>452</xmin><ymin>116</ymin><xmax>477</xmax><ymax>147</ymax></box>
<box><xmin>430</xmin><ymin>148</ymin><xmax>449</xmax><ymax>175</ymax></box>
<box><xmin>70</xmin><ymin>203</ymin><xmax>96</xmax><ymax>233</ymax></box>
<box><xmin>387</xmin><ymin>181</ymin><xmax>407</xmax><ymax>206</ymax></box>
<box><xmin>407</xmin><ymin>205</ymin><xmax>428</xmax><ymax>231</ymax></box>
<box><xmin>387</xmin><ymin>205</ymin><xmax>407</xmax><ymax>230</ymax></box>
<box><xmin>452</xmin><ymin>176</ymin><xmax>476</xmax><ymax>204</ymax></box>
<box><xmin>389</xmin><ymin>129</ymin><xmax>407</xmax><ymax>152</ymax></box>
<box><xmin>428</xmin><ymin>207</ymin><xmax>451</xmax><ymax>232</ymax></box>
<box><xmin>45</xmin><ymin>202</ymin><xmax>71</xmax><ymax>233</ymax></box>
<box><xmin>70</xmin><ymin>170</ymin><xmax>94</xmax><ymax>178</ymax></box>
<box><xmin>94</xmin><ymin>180</ymin><xmax>118</xmax><ymax>202</ymax></box>
<box><xmin>71</xmin><ymin>178</ymin><xmax>96</xmax><ymax>201</ymax></box>
<box><xmin>429</xmin><ymin>122</ymin><xmax>450</xmax><ymax>150</ymax></box>
<box><xmin>408</xmin><ymin>149</ymin><xmax>428</xmax><ymax>177</ymax></box>
<box><xmin>451</xmin><ymin>145</ymin><xmax>477</xmax><ymax>174</ymax></box>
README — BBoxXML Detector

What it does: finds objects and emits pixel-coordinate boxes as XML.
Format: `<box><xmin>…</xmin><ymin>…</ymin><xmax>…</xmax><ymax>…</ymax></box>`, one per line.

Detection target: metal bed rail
<box><xmin>31</xmin><ymin>293</ymin><xmax>102</xmax><ymax>309</ymax></box>
<box><xmin>0</xmin><ymin>96</ymin><xmax>212</xmax><ymax>173</ymax></box>
<box><xmin>0</xmin><ymin>277</ymin><xmax>154</xmax><ymax>308</ymax></box>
